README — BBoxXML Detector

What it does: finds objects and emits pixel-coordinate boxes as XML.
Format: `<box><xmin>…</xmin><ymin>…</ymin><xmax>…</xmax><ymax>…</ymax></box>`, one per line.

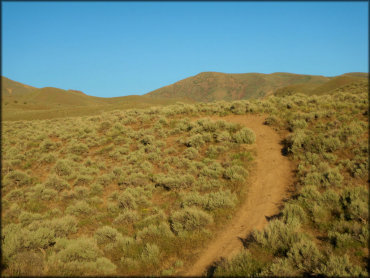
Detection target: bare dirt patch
<box><xmin>183</xmin><ymin>114</ymin><xmax>294</xmax><ymax>276</ymax></box>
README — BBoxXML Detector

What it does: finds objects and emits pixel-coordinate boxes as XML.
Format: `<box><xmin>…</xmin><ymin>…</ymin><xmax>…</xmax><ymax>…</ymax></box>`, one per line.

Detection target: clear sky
<box><xmin>2</xmin><ymin>1</ymin><xmax>368</xmax><ymax>97</ymax></box>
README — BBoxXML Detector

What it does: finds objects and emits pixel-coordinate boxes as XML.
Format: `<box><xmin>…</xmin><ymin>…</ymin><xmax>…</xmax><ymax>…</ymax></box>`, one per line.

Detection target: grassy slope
<box><xmin>213</xmin><ymin>80</ymin><xmax>369</xmax><ymax>277</ymax></box>
<box><xmin>2</xmin><ymin>77</ymin><xmax>192</xmax><ymax>121</ymax></box>
<box><xmin>1</xmin><ymin>79</ymin><xmax>368</xmax><ymax>276</ymax></box>
<box><xmin>146</xmin><ymin>72</ymin><xmax>332</xmax><ymax>102</ymax></box>
<box><xmin>1</xmin><ymin>76</ymin><xmax>36</xmax><ymax>96</ymax></box>
<box><xmin>275</xmin><ymin>73</ymin><xmax>368</xmax><ymax>96</ymax></box>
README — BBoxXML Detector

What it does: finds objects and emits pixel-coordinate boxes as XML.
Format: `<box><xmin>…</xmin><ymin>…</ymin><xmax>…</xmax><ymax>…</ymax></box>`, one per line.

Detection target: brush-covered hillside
<box><xmin>146</xmin><ymin>72</ymin><xmax>368</xmax><ymax>102</ymax></box>
<box><xmin>1</xmin><ymin>79</ymin><xmax>368</xmax><ymax>276</ymax></box>
<box><xmin>1</xmin><ymin>77</ymin><xmax>192</xmax><ymax>121</ymax></box>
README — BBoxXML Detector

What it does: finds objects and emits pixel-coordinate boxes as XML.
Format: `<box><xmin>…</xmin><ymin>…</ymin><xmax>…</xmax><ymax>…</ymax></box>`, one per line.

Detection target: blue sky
<box><xmin>2</xmin><ymin>2</ymin><xmax>368</xmax><ymax>97</ymax></box>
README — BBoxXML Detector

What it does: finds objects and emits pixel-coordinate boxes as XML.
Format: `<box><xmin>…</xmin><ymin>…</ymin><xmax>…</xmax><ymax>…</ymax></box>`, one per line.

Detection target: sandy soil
<box><xmin>183</xmin><ymin>114</ymin><xmax>294</xmax><ymax>276</ymax></box>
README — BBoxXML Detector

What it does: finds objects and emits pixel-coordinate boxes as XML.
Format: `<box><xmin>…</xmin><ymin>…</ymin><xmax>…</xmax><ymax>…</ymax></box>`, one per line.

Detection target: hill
<box><xmin>1</xmin><ymin>77</ymin><xmax>192</xmax><ymax>121</ymax></box>
<box><xmin>1</xmin><ymin>76</ymin><xmax>37</xmax><ymax>96</ymax></box>
<box><xmin>146</xmin><ymin>72</ymin><xmax>368</xmax><ymax>102</ymax></box>
<box><xmin>275</xmin><ymin>73</ymin><xmax>368</xmax><ymax>96</ymax></box>
<box><xmin>146</xmin><ymin>72</ymin><xmax>332</xmax><ymax>102</ymax></box>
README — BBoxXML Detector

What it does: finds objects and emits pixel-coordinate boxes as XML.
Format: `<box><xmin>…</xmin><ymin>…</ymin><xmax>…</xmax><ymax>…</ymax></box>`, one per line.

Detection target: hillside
<box><xmin>146</xmin><ymin>72</ymin><xmax>331</xmax><ymax>102</ymax></box>
<box><xmin>275</xmin><ymin>73</ymin><xmax>369</xmax><ymax>96</ymax></box>
<box><xmin>1</xmin><ymin>77</ymin><xmax>192</xmax><ymax>121</ymax></box>
<box><xmin>147</xmin><ymin>72</ymin><xmax>368</xmax><ymax>102</ymax></box>
<box><xmin>1</xmin><ymin>82</ymin><xmax>368</xmax><ymax>276</ymax></box>
<box><xmin>1</xmin><ymin>76</ymin><xmax>37</xmax><ymax>96</ymax></box>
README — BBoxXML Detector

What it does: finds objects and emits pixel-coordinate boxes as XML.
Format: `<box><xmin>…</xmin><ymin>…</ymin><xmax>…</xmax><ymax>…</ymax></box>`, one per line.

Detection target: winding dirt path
<box><xmin>184</xmin><ymin>114</ymin><xmax>294</xmax><ymax>276</ymax></box>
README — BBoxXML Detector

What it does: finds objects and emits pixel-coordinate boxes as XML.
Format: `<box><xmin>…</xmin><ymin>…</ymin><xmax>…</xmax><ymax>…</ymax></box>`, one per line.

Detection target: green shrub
<box><xmin>114</xmin><ymin>210</ymin><xmax>139</xmax><ymax>225</ymax></box>
<box><xmin>74</xmin><ymin>175</ymin><xmax>93</xmax><ymax>186</ymax></box>
<box><xmin>90</xmin><ymin>183</ymin><xmax>103</xmax><ymax>196</ymax></box>
<box><xmin>40</xmin><ymin>153</ymin><xmax>57</xmax><ymax>164</ymax></box>
<box><xmin>19</xmin><ymin>211</ymin><xmax>44</xmax><ymax>227</ymax></box>
<box><xmin>48</xmin><ymin>237</ymin><xmax>117</xmax><ymax>276</ymax></box>
<box><xmin>136</xmin><ymin>222</ymin><xmax>174</xmax><ymax>242</ymax></box>
<box><xmin>170</xmin><ymin>207</ymin><xmax>213</xmax><ymax>234</ymax></box>
<box><xmin>117</xmin><ymin>191</ymin><xmax>137</xmax><ymax>210</ymax></box>
<box><xmin>44</xmin><ymin>175</ymin><xmax>70</xmax><ymax>191</ymax></box>
<box><xmin>223</xmin><ymin>165</ymin><xmax>248</xmax><ymax>182</ymax></box>
<box><xmin>281</xmin><ymin>203</ymin><xmax>307</xmax><ymax>225</ymax></box>
<box><xmin>3</xmin><ymin>170</ymin><xmax>32</xmax><ymax>188</ymax></box>
<box><xmin>94</xmin><ymin>226</ymin><xmax>123</xmax><ymax>245</ymax></box>
<box><xmin>65</xmin><ymin>200</ymin><xmax>93</xmax><ymax>216</ymax></box>
<box><xmin>252</xmin><ymin>219</ymin><xmax>303</xmax><ymax>256</ymax></box>
<box><xmin>314</xmin><ymin>254</ymin><xmax>365</xmax><ymax>277</ymax></box>
<box><xmin>340</xmin><ymin>186</ymin><xmax>368</xmax><ymax>221</ymax></box>
<box><xmin>260</xmin><ymin>258</ymin><xmax>297</xmax><ymax>276</ymax></box>
<box><xmin>140</xmin><ymin>243</ymin><xmax>160</xmax><ymax>266</ymax></box>
<box><xmin>286</xmin><ymin>238</ymin><xmax>321</xmax><ymax>273</ymax></box>
<box><xmin>48</xmin><ymin>215</ymin><xmax>78</xmax><ymax>237</ymax></box>
<box><xmin>54</xmin><ymin>160</ymin><xmax>72</xmax><ymax>176</ymax></box>
<box><xmin>183</xmin><ymin>147</ymin><xmax>199</xmax><ymax>160</ymax></box>
<box><xmin>214</xmin><ymin>250</ymin><xmax>264</xmax><ymax>277</ymax></box>
<box><xmin>40</xmin><ymin>140</ymin><xmax>56</xmax><ymax>153</ymax></box>
<box><xmin>233</xmin><ymin>127</ymin><xmax>256</xmax><ymax>144</ymax></box>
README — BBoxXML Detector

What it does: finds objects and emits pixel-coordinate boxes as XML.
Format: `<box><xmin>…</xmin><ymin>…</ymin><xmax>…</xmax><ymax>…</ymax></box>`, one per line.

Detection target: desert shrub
<box><xmin>214</xmin><ymin>249</ymin><xmax>264</xmax><ymax>277</ymax></box>
<box><xmin>98</xmin><ymin>121</ymin><xmax>112</xmax><ymax>131</ymax></box>
<box><xmin>74</xmin><ymin>186</ymin><xmax>89</xmax><ymax>198</ymax></box>
<box><xmin>252</xmin><ymin>219</ymin><xmax>303</xmax><ymax>256</ymax></box>
<box><xmin>286</xmin><ymin>238</ymin><xmax>322</xmax><ymax>273</ymax></box>
<box><xmin>183</xmin><ymin>147</ymin><xmax>199</xmax><ymax>160</ymax></box>
<box><xmin>264</xmin><ymin>115</ymin><xmax>280</xmax><ymax>126</ymax></box>
<box><xmin>44</xmin><ymin>175</ymin><xmax>70</xmax><ymax>191</ymax></box>
<box><xmin>170</xmin><ymin>207</ymin><xmax>213</xmax><ymax>234</ymax></box>
<box><xmin>140</xmin><ymin>243</ymin><xmax>160</xmax><ymax>266</ymax></box>
<box><xmin>47</xmin><ymin>215</ymin><xmax>78</xmax><ymax>237</ymax></box>
<box><xmin>40</xmin><ymin>140</ymin><xmax>56</xmax><ymax>152</ymax></box>
<box><xmin>94</xmin><ymin>226</ymin><xmax>123</xmax><ymax>245</ymax></box>
<box><xmin>114</xmin><ymin>210</ymin><xmax>139</xmax><ymax>225</ymax></box>
<box><xmin>40</xmin><ymin>153</ymin><xmax>57</xmax><ymax>164</ymax></box>
<box><xmin>5</xmin><ymin>251</ymin><xmax>44</xmax><ymax>276</ymax></box>
<box><xmin>39</xmin><ymin>188</ymin><xmax>58</xmax><ymax>201</ymax></box>
<box><xmin>205</xmin><ymin>190</ymin><xmax>237</xmax><ymax>210</ymax></box>
<box><xmin>54</xmin><ymin>160</ymin><xmax>72</xmax><ymax>176</ymax></box>
<box><xmin>96</xmin><ymin>173</ymin><xmax>113</xmax><ymax>187</ymax></box>
<box><xmin>65</xmin><ymin>200</ymin><xmax>93</xmax><ymax>216</ymax></box>
<box><xmin>90</xmin><ymin>183</ymin><xmax>103</xmax><ymax>196</ymax></box>
<box><xmin>117</xmin><ymin>191</ymin><xmax>137</xmax><ymax>210</ymax></box>
<box><xmin>140</xmin><ymin>135</ymin><xmax>155</xmax><ymax>145</ymax></box>
<box><xmin>288</xmin><ymin>119</ymin><xmax>308</xmax><ymax>131</ymax></box>
<box><xmin>5</xmin><ymin>188</ymin><xmax>24</xmax><ymax>201</ymax></box>
<box><xmin>223</xmin><ymin>165</ymin><xmax>248</xmax><ymax>182</ymax></box>
<box><xmin>48</xmin><ymin>237</ymin><xmax>116</xmax><ymax>276</ymax></box>
<box><xmin>281</xmin><ymin>203</ymin><xmax>307</xmax><ymax>225</ymax></box>
<box><xmin>260</xmin><ymin>258</ymin><xmax>297</xmax><ymax>276</ymax></box>
<box><xmin>19</xmin><ymin>211</ymin><xmax>44</xmax><ymax>227</ymax></box>
<box><xmin>314</xmin><ymin>254</ymin><xmax>365</xmax><ymax>277</ymax></box>
<box><xmin>303</xmin><ymin>163</ymin><xmax>343</xmax><ymax>188</ymax></box>
<box><xmin>215</xmin><ymin>131</ymin><xmax>232</xmax><ymax>143</ymax></box>
<box><xmin>328</xmin><ymin>231</ymin><xmax>355</xmax><ymax>249</ymax></box>
<box><xmin>74</xmin><ymin>175</ymin><xmax>93</xmax><ymax>186</ymax></box>
<box><xmin>3</xmin><ymin>170</ymin><xmax>32</xmax><ymax>188</ymax></box>
<box><xmin>183</xmin><ymin>134</ymin><xmax>205</xmax><ymax>148</ymax></box>
<box><xmin>182</xmin><ymin>190</ymin><xmax>236</xmax><ymax>211</ymax></box>
<box><xmin>340</xmin><ymin>186</ymin><xmax>368</xmax><ymax>221</ymax></box>
<box><xmin>233</xmin><ymin>127</ymin><xmax>256</xmax><ymax>144</ymax></box>
<box><xmin>136</xmin><ymin>222</ymin><xmax>174</xmax><ymax>242</ymax></box>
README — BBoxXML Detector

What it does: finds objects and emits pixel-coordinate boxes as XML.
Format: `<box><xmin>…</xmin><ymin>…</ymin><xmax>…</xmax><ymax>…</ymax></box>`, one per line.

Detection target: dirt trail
<box><xmin>184</xmin><ymin>114</ymin><xmax>294</xmax><ymax>276</ymax></box>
